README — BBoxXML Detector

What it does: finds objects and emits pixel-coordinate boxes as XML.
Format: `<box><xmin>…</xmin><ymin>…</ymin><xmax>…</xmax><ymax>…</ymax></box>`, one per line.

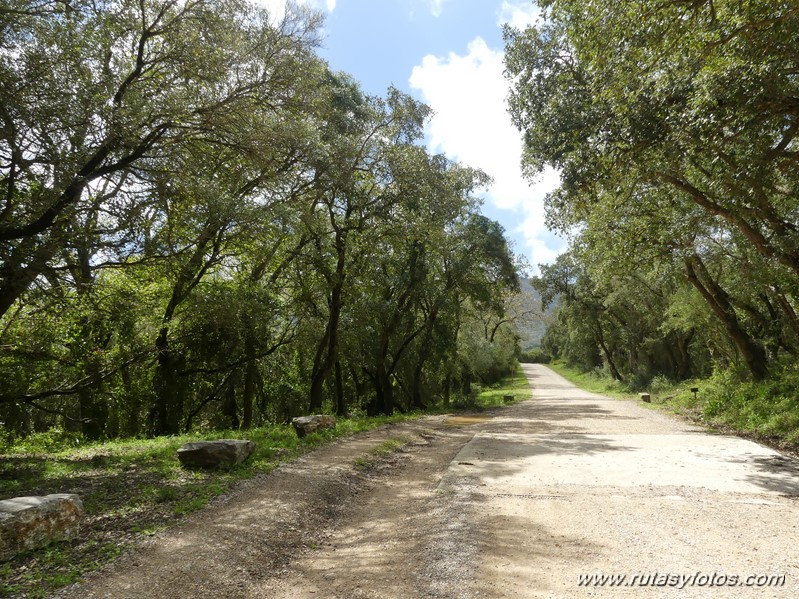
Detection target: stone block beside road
<box><xmin>0</xmin><ymin>494</ymin><xmax>83</xmax><ymax>560</ymax></box>
<box><xmin>177</xmin><ymin>439</ymin><xmax>256</xmax><ymax>468</ymax></box>
<box><xmin>291</xmin><ymin>415</ymin><xmax>336</xmax><ymax>438</ymax></box>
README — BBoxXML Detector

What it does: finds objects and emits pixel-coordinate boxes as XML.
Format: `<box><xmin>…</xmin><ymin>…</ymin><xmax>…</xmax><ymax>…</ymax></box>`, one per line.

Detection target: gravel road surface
<box><xmin>61</xmin><ymin>364</ymin><xmax>798</xmax><ymax>598</ymax></box>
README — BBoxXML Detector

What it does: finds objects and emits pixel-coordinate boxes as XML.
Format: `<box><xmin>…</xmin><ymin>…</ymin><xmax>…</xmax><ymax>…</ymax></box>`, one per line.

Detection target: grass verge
<box><xmin>0</xmin><ymin>366</ymin><xmax>531</xmax><ymax>598</ymax></box>
<box><xmin>546</xmin><ymin>362</ymin><xmax>634</xmax><ymax>400</ymax></box>
<box><xmin>546</xmin><ymin>361</ymin><xmax>799</xmax><ymax>454</ymax></box>
<box><xmin>451</xmin><ymin>363</ymin><xmax>533</xmax><ymax>410</ymax></box>
<box><xmin>0</xmin><ymin>413</ymin><xmax>410</xmax><ymax>598</ymax></box>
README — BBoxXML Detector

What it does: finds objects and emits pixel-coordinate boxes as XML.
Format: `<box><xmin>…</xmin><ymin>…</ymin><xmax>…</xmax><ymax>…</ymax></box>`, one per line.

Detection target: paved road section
<box><xmin>451</xmin><ymin>364</ymin><xmax>799</xmax><ymax>597</ymax></box>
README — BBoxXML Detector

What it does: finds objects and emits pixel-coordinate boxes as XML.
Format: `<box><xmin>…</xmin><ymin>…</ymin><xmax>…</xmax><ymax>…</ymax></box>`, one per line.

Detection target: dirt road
<box><xmin>62</xmin><ymin>365</ymin><xmax>798</xmax><ymax>598</ymax></box>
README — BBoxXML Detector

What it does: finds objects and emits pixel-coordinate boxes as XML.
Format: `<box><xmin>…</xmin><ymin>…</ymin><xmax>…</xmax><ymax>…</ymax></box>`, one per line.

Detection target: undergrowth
<box><xmin>546</xmin><ymin>362</ymin><xmax>631</xmax><ymax>399</ymax></box>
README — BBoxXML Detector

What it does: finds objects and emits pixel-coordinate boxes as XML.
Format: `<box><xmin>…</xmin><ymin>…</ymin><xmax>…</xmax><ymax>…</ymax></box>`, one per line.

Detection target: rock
<box><xmin>291</xmin><ymin>415</ymin><xmax>336</xmax><ymax>438</ymax></box>
<box><xmin>177</xmin><ymin>439</ymin><xmax>256</xmax><ymax>468</ymax></box>
<box><xmin>0</xmin><ymin>494</ymin><xmax>83</xmax><ymax>560</ymax></box>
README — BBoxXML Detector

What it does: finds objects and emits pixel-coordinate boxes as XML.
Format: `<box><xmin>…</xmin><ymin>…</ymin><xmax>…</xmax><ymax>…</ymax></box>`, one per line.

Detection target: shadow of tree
<box><xmin>740</xmin><ymin>454</ymin><xmax>799</xmax><ymax>496</ymax></box>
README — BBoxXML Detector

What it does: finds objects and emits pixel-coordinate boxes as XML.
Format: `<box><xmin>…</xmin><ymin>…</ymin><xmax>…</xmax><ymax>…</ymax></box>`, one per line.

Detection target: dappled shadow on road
<box><xmin>443</xmin><ymin>433</ymin><xmax>634</xmax><ymax>485</ymax></box>
<box><xmin>479</xmin><ymin>418</ymin><xmax>584</xmax><ymax>435</ymax></box>
<box><xmin>471</xmin><ymin>433</ymin><xmax>630</xmax><ymax>459</ymax></box>
<box><xmin>479</xmin><ymin>400</ymin><xmax>640</xmax><ymax>437</ymax></box>
<box><xmin>740</xmin><ymin>454</ymin><xmax>799</xmax><ymax>497</ymax></box>
<box><xmin>683</xmin><ymin>448</ymin><xmax>799</xmax><ymax>497</ymax></box>
<box><xmin>530</xmin><ymin>381</ymin><xmax>596</xmax><ymax>392</ymax></box>
<box><xmin>521</xmin><ymin>402</ymin><xmax>638</xmax><ymax>421</ymax></box>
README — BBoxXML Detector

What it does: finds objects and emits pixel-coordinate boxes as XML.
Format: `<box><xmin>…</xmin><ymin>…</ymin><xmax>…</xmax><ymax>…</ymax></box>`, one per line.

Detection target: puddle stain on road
<box><xmin>445</xmin><ymin>415</ymin><xmax>493</xmax><ymax>427</ymax></box>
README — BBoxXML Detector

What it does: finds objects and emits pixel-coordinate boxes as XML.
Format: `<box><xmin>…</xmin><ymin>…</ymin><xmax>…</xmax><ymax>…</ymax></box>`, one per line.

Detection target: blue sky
<box><xmin>264</xmin><ymin>0</ymin><xmax>565</xmax><ymax>272</ymax></box>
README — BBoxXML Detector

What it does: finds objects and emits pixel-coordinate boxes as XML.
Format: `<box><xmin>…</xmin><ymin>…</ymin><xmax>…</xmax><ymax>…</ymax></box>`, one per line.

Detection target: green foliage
<box><xmin>552</xmin><ymin>360</ymin><xmax>799</xmax><ymax>449</ymax></box>
<box><xmin>470</xmin><ymin>364</ymin><xmax>533</xmax><ymax>409</ymax></box>
<box><xmin>699</xmin><ymin>367</ymin><xmax>799</xmax><ymax>445</ymax></box>
<box><xmin>0</xmin><ymin>0</ymin><xmax>527</xmax><ymax>441</ymax></box>
<box><xmin>547</xmin><ymin>362</ymin><xmax>629</xmax><ymax>399</ymax></box>
<box><xmin>505</xmin><ymin>0</ymin><xmax>799</xmax><ymax>385</ymax></box>
<box><xmin>519</xmin><ymin>349</ymin><xmax>551</xmax><ymax>364</ymax></box>
<box><xmin>2</xmin><ymin>428</ymin><xmax>86</xmax><ymax>454</ymax></box>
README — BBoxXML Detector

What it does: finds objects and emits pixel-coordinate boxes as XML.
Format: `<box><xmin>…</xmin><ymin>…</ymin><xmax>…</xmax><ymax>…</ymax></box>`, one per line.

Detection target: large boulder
<box><xmin>177</xmin><ymin>439</ymin><xmax>256</xmax><ymax>468</ymax></box>
<box><xmin>291</xmin><ymin>415</ymin><xmax>336</xmax><ymax>438</ymax></box>
<box><xmin>0</xmin><ymin>494</ymin><xmax>83</xmax><ymax>560</ymax></box>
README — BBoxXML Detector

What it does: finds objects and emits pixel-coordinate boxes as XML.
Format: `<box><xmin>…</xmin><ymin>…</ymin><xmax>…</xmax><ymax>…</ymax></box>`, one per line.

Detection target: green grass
<box><xmin>688</xmin><ymin>368</ymin><xmax>799</xmax><ymax>448</ymax></box>
<box><xmin>0</xmin><ymin>369</ymin><xmax>532</xmax><ymax>598</ymax></box>
<box><xmin>451</xmin><ymin>364</ymin><xmax>533</xmax><ymax>410</ymax></box>
<box><xmin>545</xmin><ymin>361</ymin><xmax>799</xmax><ymax>452</ymax></box>
<box><xmin>546</xmin><ymin>362</ymin><xmax>634</xmax><ymax>400</ymax></box>
<box><xmin>0</xmin><ymin>413</ymin><xmax>412</xmax><ymax>598</ymax></box>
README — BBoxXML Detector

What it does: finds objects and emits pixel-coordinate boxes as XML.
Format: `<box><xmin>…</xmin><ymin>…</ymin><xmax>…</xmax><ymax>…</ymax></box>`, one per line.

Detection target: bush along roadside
<box><xmin>670</xmin><ymin>368</ymin><xmax>799</xmax><ymax>452</ymax></box>
<box><xmin>548</xmin><ymin>361</ymin><xmax>799</xmax><ymax>454</ymax></box>
<box><xmin>0</xmin><ymin>366</ymin><xmax>531</xmax><ymax>598</ymax></box>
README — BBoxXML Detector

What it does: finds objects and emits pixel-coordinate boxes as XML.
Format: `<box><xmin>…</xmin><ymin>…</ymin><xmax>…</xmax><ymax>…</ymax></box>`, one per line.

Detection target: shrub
<box><xmin>520</xmin><ymin>349</ymin><xmax>551</xmax><ymax>364</ymax></box>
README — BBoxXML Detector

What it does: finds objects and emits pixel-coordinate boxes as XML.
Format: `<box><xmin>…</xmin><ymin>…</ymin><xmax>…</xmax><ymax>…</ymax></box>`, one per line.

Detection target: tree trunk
<box><xmin>368</xmin><ymin>352</ymin><xmax>395</xmax><ymax>416</ymax></box>
<box><xmin>334</xmin><ymin>361</ymin><xmax>346</xmax><ymax>416</ymax></box>
<box><xmin>150</xmin><ymin>226</ymin><xmax>218</xmax><ymax>436</ymax></box>
<box><xmin>375</xmin><ymin>361</ymin><xmax>394</xmax><ymax>415</ymax></box>
<box><xmin>684</xmin><ymin>255</ymin><xmax>769</xmax><ymax>381</ymax></box>
<box><xmin>410</xmin><ymin>361</ymin><xmax>426</xmax><ymax>410</ymax></box>
<box><xmin>222</xmin><ymin>373</ymin><xmax>240</xmax><ymax>430</ymax></box>
<box><xmin>595</xmin><ymin>323</ymin><xmax>623</xmax><ymax>382</ymax></box>
<box><xmin>410</xmin><ymin>306</ymin><xmax>439</xmax><ymax>410</ymax></box>
<box><xmin>309</xmin><ymin>231</ymin><xmax>346</xmax><ymax>412</ymax></box>
<box><xmin>78</xmin><ymin>390</ymin><xmax>107</xmax><ymax>440</ymax></box>
<box><xmin>461</xmin><ymin>370</ymin><xmax>472</xmax><ymax>396</ymax></box>
<box><xmin>242</xmin><ymin>359</ymin><xmax>258</xmax><ymax>430</ymax></box>
<box><xmin>150</xmin><ymin>327</ymin><xmax>185</xmax><ymax>436</ymax></box>
<box><xmin>675</xmin><ymin>330</ymin><xmax>694</xmax><ymax>380</ymax></box>
<box><xmin>241</xmin><ymin>333</ymin><xmax>259</xmax><ymax>430</ymax></box>
<box><xmin>349</xmin><ymin>364</ymin><xmax>368</xmax><ymax>405</ymax></box>
<box><xmin>0</xmin><ymin>235</ymin><xmax>61</xmax><ymax>319</ymax></box>
<box><xmin>120</xmin><ymin>363</ymin><xmax>141</xmax><ymax>437</ymax></box>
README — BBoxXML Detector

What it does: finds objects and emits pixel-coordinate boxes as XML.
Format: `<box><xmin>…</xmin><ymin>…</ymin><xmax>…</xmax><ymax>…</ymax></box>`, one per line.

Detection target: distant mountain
<box><xmin>515</xmin><ymin>278</ymin><xmax>553</xmax><ymax>350</ymax></box>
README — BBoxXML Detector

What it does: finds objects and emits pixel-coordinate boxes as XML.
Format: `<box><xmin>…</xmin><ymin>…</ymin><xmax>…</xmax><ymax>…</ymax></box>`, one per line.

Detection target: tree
<box><xmin>0</xmin><ymin>0</ymin><xmax>322</xmax><ymax>318</ymax></box>
<box><xmin>504</xmin><ymin>0</ymin><xmax>799</xmax><ymax>381</ymax></box>
<box><xmin>0</xmin><ymin>1</ymin><xmax>529</xmax><ymax>439</ymax></box>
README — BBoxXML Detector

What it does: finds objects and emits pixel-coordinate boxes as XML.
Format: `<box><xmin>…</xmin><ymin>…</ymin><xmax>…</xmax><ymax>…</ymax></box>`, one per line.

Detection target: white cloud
<box><xmin>428</xmin><ymin>0</ymin><xmax>452</xmax><ymax>17</ymax></box>
<box><xmin>497</xmin><ymin>1</ymin><xmax>540</xmax><ymax>29</ymax></box>
<box><xmin>409</xmin><ymin>36</ymin><xmax>563</xmax><ymax>270</ymax></box>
